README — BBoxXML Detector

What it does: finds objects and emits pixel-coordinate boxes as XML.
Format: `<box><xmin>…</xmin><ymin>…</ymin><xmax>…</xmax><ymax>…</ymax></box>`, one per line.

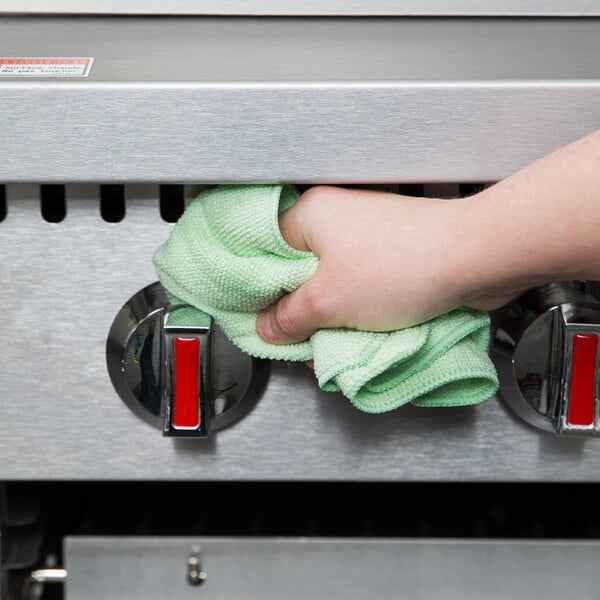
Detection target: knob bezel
<box><xmin>106</xmin><ymin>282</ymin><xmax>269</xmax><ymax>436</ymax></box>
<box><xmin>492</xmin><ymin>281</ymin><xmax>600</xmax><ymax>437</ymax></box>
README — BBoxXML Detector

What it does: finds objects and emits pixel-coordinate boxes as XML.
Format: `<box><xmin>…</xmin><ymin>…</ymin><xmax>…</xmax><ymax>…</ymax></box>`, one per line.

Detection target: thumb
<box><xmin>256</xmin><ymin>277</ymin><xmax>332</xmax><ymax>344</ymax></box>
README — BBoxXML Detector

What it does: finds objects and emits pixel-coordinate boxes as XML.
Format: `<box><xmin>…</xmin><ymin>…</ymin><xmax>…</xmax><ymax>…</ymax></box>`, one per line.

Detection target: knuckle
<box><xmin>298</xmin><ymin>185</ymin><xmax>325</xmax><ymax>204</ymax></box>
<box><xmin>301</xmin><ymin>284</ymin><xmax>337</xmax><ymax>326</ymax></box>
<box><xmin>272</xmin><ymin>283</ymin><xmax>337</xmax><ymax>341</ymax></box>
<box><xmin>297</xmin><ymin>185</ymin><xmax>337</xmax><ymax>211</ymax></box>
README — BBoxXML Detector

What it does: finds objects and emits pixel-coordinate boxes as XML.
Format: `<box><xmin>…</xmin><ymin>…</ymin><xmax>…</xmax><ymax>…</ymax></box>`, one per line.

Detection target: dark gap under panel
<box><xmin>16</xmin><ymin>482</ymin><xmax>600</xmax><ymax>540</ymax></box>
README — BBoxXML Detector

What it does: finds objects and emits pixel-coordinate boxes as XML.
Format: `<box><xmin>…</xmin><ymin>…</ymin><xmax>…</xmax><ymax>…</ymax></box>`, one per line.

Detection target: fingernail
<box><xmin>257</xmin><ymin>310</ymin><xmax>277</xmax><ymax>342</ymax></box>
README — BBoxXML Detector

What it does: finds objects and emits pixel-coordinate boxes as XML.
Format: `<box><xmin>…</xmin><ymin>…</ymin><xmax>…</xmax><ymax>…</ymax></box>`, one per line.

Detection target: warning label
<box><xmin>0</xmin><ymin>58</ymin><xmax>94</xmax><ymax>77</ymax></box>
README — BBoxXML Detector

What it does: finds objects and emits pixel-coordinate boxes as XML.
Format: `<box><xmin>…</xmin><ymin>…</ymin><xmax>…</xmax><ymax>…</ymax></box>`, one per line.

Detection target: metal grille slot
<box><xmin>0</xmin><ymin>182</ymin><xmax>494</xmax><ymax>226</ymax></box>
<box><xmin>40</xmin><ymin>185</ymin><xmax>66</xmax><ymax>223</ymax></box>
<box><xmin>0</xmin><ymin>184</ymin><xmax>5</xmax><ymax>222</ymax></box>
<box><xmin>100</xmin><ymin>185</ymin><xmax>125</xmax><ymax>223</ymax></box>
<box><xmin>159</xmin><ymin>185</ymin><xmax>185</xmax><ymax>223</ymax></box>
<box><xmin>459</xmin><ymin>183</ymin><xmax>488</xmax><ymax>197</ymax></box>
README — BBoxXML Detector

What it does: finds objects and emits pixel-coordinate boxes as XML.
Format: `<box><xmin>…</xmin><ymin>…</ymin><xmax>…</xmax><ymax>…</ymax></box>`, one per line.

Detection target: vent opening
<box><xmin>0</xmin><ymin>185</ymin><xmax>5</xmax><ymax>222</ymax></box>
<box><xmin>459</xmin><ymin>183</ymin><xmax>488</xmax><ymax>197</ymax></box>
<box><xmin>159</xmin><ymin>185</ymin><xmax>185</xmax><ymax>222</ymax></box>
<box><xmin>100</xmin><ymin>185</ymin><xmax>126</xmax><ymax>223</ymax></box>
<box><xmin>41</xmin><ymin>185</ymin><xmax>66</xmax><ymax>223</ymax></box>
<box><xmin>398</xmin><ymin>184</ymin><xmax>425</xmax><ymax>197</ymax></box>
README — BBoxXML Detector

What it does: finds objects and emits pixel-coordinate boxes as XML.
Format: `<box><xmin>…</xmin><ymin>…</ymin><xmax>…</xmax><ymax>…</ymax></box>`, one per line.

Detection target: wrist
<box><xmin>457</xmin><ymin>131</ymin><xmax>600</xmax><ymax>305</ymax></box>
<box><xmin>450</xmin><ymin>190</ymin><xmax>556</xmax><ymax>311</ymax></box>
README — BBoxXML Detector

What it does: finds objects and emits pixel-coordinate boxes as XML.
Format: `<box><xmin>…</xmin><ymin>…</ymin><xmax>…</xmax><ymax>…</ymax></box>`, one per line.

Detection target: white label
<box><xmin>0</xmin><ymin>57</ymin><xmax>94</xmax><ymax>77</ymax></box>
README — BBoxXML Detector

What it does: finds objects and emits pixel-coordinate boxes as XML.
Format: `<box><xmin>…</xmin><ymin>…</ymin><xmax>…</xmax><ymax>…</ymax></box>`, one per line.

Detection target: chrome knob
<box><xmin>492</xmin><ymin>281</ymin><xmax>600</xmax><ymax>436</ymax></box>
<box><xmin>106</xmin><ymin>282</ymin><xmax>268</xmax><ymax>437</ymax></box>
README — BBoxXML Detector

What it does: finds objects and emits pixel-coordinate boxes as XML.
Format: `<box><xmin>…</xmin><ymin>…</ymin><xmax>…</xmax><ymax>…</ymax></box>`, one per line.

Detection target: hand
<box><xmin>255</xmin><ymin>185</ymin><xmax>517</xmax><ymax>345</ymax></box>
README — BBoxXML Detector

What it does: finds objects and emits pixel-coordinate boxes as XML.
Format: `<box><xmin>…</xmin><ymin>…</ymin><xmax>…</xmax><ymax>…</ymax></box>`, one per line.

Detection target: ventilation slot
<box><xmin>398</xmin><ymin>184</ymin><xmax>425</xmax><ymax>197</ymax></box>
<box><xmin>41</xmin><ymin>185</ymin><xmax>66</xmax><ymax>223</ymax></box>
<box><xmin>159</xmin><ymin>185</ymin><xmax>185</xmax><ymax>222</ymax></box>
<box><xmin>459</xmin><ymin>183</ymin><xmax>488</xmax><ymax>197</ymax></box>
<box><xmin>100</xmin><ymin>185</ymin><xmax>125</xmax><ymax>223</ymax></box>
<box><xmin>0</xmin><ymin>185</ymin><xmax>5</xmax><ymax>222</ymax></box>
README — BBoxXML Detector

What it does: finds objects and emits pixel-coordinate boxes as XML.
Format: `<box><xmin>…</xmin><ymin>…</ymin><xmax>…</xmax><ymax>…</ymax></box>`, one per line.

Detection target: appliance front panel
<box><xmin>0</xmin><ymin>183</ymin><xmax>597</xmax><ymax>481</ymax></box>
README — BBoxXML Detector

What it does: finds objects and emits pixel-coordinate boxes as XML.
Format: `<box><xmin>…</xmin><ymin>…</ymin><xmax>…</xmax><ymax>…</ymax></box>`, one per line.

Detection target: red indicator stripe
<box><xmin>0</xmin><ymin>58</ymin><xmax>88</xmax><ymax>65</ymax></box>
<box><xmin>173</xmin><ymin>337</ymin><xmax>200</xmax><ymax>428</ymax></box>
<box><xmin>568</xmin><ymin>333</ymin><xmax>597</xmax><ymax>426</ymax></box>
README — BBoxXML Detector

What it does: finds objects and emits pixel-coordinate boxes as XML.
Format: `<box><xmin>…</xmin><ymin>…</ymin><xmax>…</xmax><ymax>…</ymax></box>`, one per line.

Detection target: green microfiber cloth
<box><xmin>153</xmin><ymin>185</ymin><xmax>498</xmax><ymax>413</ymax></box>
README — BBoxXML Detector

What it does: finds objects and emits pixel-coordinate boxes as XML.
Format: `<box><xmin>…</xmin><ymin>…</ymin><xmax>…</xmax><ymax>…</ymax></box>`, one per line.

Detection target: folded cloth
<box><xmin>153</xmin><ymin>185</ymin><xmax>498</xmax><ymax>413</ymax></box>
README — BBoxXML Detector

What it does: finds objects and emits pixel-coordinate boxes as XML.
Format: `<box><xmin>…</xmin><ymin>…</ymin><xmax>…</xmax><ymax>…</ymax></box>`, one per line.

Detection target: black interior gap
<box><xmin>0</xmin><ymin>185</ymin><xmax>6</xmax><ymax>222</ymax></box>
<box><xmin>40</xmin><ymin>185</ymin><xmax>66</xmax><ymax>223</ymax></box>
<box><xmin>100</xmin><ymin>185</ymin><xmax>126</xmax><ymax>223</ymax></box>
<box><xmin>159</xmin><ymin>185</ymin><xmax>185</xmax><ymax>222</ymax></box>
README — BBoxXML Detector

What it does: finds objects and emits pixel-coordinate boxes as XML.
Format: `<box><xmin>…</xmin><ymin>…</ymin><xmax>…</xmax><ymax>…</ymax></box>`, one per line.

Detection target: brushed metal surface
<box><xmin>2</xmin><ymin>186</ymin><xmax>600</xmax><ymax>481</ymax></box>
<box><xmin>0</xmin><ymin>17</ymin><xmax>599</xmax><ymax>182</ymax></box>
<box><xmin>2</xmin><ymin>0</ymin><xmax>599</xmax><ymax>16</ymax></box>
<box><xmin>4</xmin><ymin>17</ymin><xmax>600</xmax><ymax>82</ymax></box>
<box><xmin>65</xmin><ymin>537</ymin><xmax>600</xmax><ymax>599</ymax></box>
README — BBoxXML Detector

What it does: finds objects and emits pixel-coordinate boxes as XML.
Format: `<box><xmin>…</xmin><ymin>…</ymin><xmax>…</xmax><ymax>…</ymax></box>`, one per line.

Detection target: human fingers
<box><xmin>255</xmin><ymin>272</ymin><xmax>337</xmax><ymax>344</ymax></box>
<box><xmin>278</xmin><ymin>199</ymin><xmax>311</xmax><ymax>251</ymax></box>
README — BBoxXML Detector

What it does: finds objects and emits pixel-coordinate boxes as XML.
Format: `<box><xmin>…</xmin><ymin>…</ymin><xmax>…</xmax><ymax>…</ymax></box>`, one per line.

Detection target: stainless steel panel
<box><xmin>2</xmin><ymin>84</ymin><xmax>598</xmax><ymax>184</ymax></box>
<box><xmin>5</xmin><ymin>17</ymin><xmax>600</xmax><ymax>82</ymax></box>
<box><xmin>2</xmin><ymin>185</ymin><xmax>600</xmax><ymax>481</ymax></box>
<box><xmin>0</xmin><ymin>17</ymin><xmax>599</xmax><ymax>182</ymax></box>
<box><xmin>2</xmin><ymin>0</ymin><xmax>599</xmax><ymax>16</ymax></box>
<box><xmin>65</xmin><ymin>536</ymin><xmax>600</xmax><ymax>599</ymax></box>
